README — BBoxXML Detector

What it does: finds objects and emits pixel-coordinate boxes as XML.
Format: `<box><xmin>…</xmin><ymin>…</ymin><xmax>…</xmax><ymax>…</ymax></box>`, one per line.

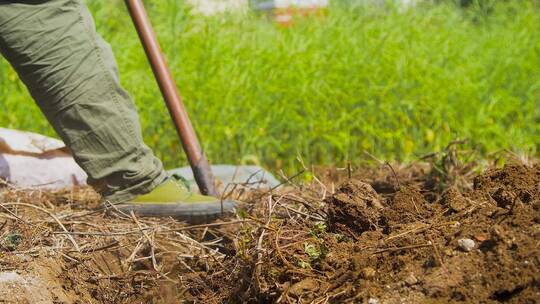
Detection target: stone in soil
<box><xmin>457</xmin><ymin>238</ymin><xmax>475</xmax><ymax>252</ymax></box>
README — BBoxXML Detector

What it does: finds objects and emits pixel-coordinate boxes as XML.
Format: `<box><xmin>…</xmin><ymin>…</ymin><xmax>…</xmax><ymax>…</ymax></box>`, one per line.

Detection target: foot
<box><xmin>116</xmin><ymin>177</ymin><xmax>237</xmax><ymax>222</ymax></box>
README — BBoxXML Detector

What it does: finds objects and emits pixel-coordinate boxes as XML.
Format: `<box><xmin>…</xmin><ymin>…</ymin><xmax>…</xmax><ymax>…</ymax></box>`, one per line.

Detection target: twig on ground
<box><xmin>274</xmin><ymin>226</ymin><xmax>296</xmax><ymax>269</ymax></box>
<box><xmin>385</xmin><ymin>162</ymin><xmax>401</xmax><ymax>189</ymax></box>
<box><xmin>428</xmin><ymin>235</ymin><xmax>447</xmax><ymax>272</ymax></box>
<box><xmin>130</xmin><ymin>211</ymin><xmax>160</xmax><ymax>272</ymax></box>
<box><xmin>79</xmin><ymin>240</ymin><xmax>120</xmax><ymax>253</ymax></box>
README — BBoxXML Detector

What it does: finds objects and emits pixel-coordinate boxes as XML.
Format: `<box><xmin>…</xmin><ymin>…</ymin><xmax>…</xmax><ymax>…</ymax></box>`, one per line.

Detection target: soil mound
<box><xmin>315</xmin><ymin>163</ymin><xmax>539</xmax><ymax>303</ymax></box>
<box><xmin>0</xmin><ymin>161</ymin><xmax>539</xmax><ymax>303</ymax></box>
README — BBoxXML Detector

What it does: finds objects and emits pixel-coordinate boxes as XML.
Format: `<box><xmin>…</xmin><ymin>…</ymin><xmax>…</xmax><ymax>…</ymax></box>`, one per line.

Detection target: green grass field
<box><xmin>1</xmin><ymin>0</ymin><xmax>539</xmax><ymax>172</ymax></box>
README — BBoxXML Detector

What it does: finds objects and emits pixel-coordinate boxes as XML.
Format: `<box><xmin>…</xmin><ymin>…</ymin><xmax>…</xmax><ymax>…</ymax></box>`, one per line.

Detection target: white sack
<box><xmin>0</xmin><ymin>128</ymin><xmax>87</xmax><ymax>188</ymax></box>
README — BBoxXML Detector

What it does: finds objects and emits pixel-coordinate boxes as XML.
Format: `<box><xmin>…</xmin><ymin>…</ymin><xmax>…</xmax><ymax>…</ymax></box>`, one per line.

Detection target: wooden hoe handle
<box><xmin>125</xmin><ymin>0</ymin><xmax>217</xmax><ymax>196</ymax></box>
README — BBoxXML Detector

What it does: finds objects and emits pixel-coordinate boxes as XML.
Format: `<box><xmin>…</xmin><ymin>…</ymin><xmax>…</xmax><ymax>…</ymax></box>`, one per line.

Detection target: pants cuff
<box><xmin>101</xmin><ymin>169</ymin><xmax>168</xmax><ymax>204</ymax></box>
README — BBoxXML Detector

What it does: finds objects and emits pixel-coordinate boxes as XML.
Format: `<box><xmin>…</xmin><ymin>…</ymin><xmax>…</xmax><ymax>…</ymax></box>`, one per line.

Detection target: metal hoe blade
<box><xmin>124</xmin><ymin>0</ymin><xmax>217</xmax><ymax>196</ymax></box>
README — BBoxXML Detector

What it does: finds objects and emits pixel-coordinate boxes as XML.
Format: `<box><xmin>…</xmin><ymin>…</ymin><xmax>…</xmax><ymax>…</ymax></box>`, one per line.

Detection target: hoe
<box><xmin>124</xmin><ymin>0</ymin><xmax>217</xmax><ymax>196</ymax></box>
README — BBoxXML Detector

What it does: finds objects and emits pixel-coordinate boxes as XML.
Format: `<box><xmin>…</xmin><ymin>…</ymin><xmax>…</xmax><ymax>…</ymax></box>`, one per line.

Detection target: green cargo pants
<box><xmin>0</xmin><ymin>0</ymin><xmax>167</xmax><ymax>202</ymax></box>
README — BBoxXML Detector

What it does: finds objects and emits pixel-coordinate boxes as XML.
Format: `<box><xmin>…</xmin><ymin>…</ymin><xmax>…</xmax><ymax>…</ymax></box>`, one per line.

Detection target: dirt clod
<box><xmin>326</xmin><ymin>181</ymin><xmax>383</xmax><ymax>237</ymax></box>
<box><xmin>443</xmin><ymin>187</ymin><xmax>469</xmax><ymax>212</ymax></box>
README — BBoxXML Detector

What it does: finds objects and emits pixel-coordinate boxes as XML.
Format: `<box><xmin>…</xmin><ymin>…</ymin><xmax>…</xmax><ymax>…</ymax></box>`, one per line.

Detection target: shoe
<box><xmin>116</xmin><ymin>177</ymin><xmax>237</xmax><ymax>223</ymax></box>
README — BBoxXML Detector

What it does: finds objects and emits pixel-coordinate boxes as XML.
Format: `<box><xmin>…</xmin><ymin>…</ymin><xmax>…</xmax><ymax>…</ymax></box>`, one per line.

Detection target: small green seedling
<box><xmin>309</xmin><ymin>222</ymin><xmax>327</xmax><ymax>238</ymax></box>
<box><xmin>298</xmin><ymin>259</ymin><xmax>311</xmax><ymax>269</ymax></box>
<box><xmin>4</xmin><ymin>232</ymin><xmax>22</xmax><ymax>251</ymax></box>
<box><xmin>304</xmin><ymin>242</ymin><xmax>328</xmax><ymax>261</ymax></box>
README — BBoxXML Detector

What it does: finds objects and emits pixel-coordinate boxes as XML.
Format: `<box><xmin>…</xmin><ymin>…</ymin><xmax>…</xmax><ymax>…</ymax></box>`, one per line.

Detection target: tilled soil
<box><xmin>0</xmin><ymin>160</ymin><xmax>538</xmax><ymax>303</ymax></box>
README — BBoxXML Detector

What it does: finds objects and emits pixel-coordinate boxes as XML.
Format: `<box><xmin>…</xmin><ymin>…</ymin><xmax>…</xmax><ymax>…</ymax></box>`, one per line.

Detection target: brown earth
<box><xmin>0</xmin><ymin>158</ymin><xmax>539</xmax><ymax>303</ymax></box>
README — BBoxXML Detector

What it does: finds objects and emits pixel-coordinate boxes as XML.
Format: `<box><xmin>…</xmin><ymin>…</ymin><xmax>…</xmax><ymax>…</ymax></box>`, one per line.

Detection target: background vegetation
<box><xmin>1</xmin><ymin>0</ymin><xmax>539</xmax><ymax>172</ymax></box>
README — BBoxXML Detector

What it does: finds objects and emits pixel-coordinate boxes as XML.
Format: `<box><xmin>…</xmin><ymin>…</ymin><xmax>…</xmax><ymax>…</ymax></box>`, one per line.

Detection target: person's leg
<box><xmin>0</xmin><ymin>0</ymin><xmax>167</xmax><ymax>202</ymax></box>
